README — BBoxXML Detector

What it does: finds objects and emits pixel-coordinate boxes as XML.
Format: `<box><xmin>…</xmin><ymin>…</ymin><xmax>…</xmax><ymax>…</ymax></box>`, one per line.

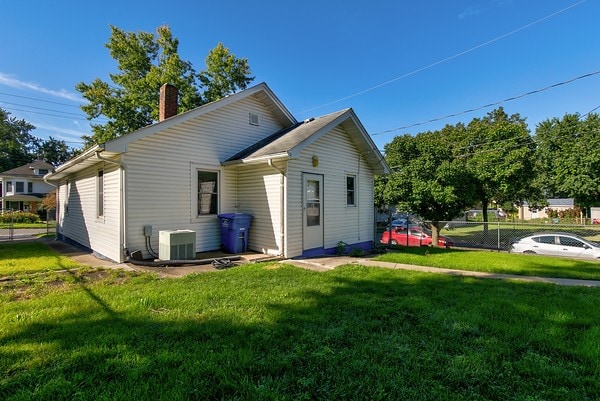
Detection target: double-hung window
<box><xmin>346</xmin><ymin>174</ymin><xmax>356</xmax><ymax>206</ymax></box>
<box><xmin>197</xmin><ymin>171</ymin><xmax>218</xmax><ymax>216</ymax></box>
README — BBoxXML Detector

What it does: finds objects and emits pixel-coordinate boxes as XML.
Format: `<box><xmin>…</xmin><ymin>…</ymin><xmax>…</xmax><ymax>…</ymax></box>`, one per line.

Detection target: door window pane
<box><xmin>306</xmin><ymin>179</ymin><xmax>320</xmax><ymax>226</ymax></box>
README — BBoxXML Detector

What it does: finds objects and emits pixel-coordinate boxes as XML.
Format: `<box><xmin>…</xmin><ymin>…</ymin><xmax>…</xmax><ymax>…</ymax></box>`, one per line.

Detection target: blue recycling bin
<box><xmin>217</xmin><ymin>213</ymin><xmax>253</xmax><ymax>253</ymax></box>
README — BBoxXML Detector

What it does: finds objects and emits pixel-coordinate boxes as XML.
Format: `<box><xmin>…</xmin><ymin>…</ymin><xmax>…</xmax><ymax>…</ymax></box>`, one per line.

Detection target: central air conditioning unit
<box><xmin>158</xmin><ymin>230</ymin><xmax>196</xmax><ymax>260</ymax></box>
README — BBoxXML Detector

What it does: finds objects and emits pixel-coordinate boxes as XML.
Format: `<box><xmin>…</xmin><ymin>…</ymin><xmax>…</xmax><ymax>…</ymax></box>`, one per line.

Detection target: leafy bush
<box><xmin>0</xmin><ymin>211</ymin><xmax>41</xmax><ymax>223</ymax></box>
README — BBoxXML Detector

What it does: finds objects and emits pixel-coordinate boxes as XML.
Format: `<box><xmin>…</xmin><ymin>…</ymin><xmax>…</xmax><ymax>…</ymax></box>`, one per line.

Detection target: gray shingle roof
<box><xmin>0</xmin><ymin>161</ymin><xmax>54</xmax><ymax>177</ymax></box>
<box><xmin>224</xmin><ymin>108</ymin><xmax>389</xmax><ymax>174</ymax></box>
<box><xmin>225</xmin><ymin>110</ymin><xmax>348</xmax><ymax>163</ymax></box>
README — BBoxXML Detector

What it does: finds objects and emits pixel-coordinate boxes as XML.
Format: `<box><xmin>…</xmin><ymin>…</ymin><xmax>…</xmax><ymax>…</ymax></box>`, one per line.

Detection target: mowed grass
<box><xmin>375</xmin><ymin>246</ymin><xmax>600</xmax><ymax>281</ymax></box>
<box><xmin>1</xmin><ymin>243</ymin><xmax>599</xmax><ymax>400</ymax></box>
<box><xmin>0</xmin><ymin>242</ymin><xmax>80</xmax><ymax>276</ymax></box>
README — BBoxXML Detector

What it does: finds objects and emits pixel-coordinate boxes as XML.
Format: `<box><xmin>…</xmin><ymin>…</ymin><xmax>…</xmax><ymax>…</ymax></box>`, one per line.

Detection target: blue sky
<box><xmin>1</xmin><ymin>0</ymin><xmax>599</xmax><ymax>153</ymax></box>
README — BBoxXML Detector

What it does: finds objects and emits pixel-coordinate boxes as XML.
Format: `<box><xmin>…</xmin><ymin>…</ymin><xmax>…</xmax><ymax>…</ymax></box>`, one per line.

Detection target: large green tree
<box><xmin>0</xmin><ymin>108</ymin><xmax>75</xmax><ymax>171</ymax></box>
<box><xmin>382</xmin><ymin>125</ymin><xmax>477</xmax><ymax>245</ymax></box>
<box><xmin>0</xmin><ymin>108</ymin><xmax>38</xmax><ymax>172</ymax></box>
<box><xmin>77</xmin><ymin>25</ymin><xmax>254</xmax><ymax>146</ymax></box>
<box><xmin>38</xmin><ymin>136</ymin><xmax>77</xmax><ymax>166</ymax></box>
<box><xmin>535</xmin><ymin>112</ymin><xmax>600</xmax><ymax>208</ymax></box>
<box><xmin>459</xmin><ymin>108</ymin><xmax>537</xmax><ymax>225</ymax></box>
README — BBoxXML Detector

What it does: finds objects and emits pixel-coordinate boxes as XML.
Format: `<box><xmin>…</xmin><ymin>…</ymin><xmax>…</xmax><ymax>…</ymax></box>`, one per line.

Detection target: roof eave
<box><xmin>44</xmin><ymin>144</ymin><xmax>110</xmax><ymax>181</ymax></box>
<box><xmin>222</xmin><ymin>152</ymin><xmax>291</xmax><ymax>166</ymax></box>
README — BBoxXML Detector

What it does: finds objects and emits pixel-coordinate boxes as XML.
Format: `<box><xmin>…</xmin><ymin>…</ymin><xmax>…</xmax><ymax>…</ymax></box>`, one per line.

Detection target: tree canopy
<box><xmin>381</xmin><ymin>126</ymin><xmax>477</xmax><ymax>244</ymax></box>
<box><xmin>458</xmin><ymin>107</ymin><xmax>538</xmax><ymax>223</ymax></box>
<box><xmin>0</xmin><ymin>108</ymin><xmax>74</xmax><ymax>172</ymax></box>
<box><xmin>0</xmin><ymin>108</ymin><xmax>37</xmax><ymax>172</ymax></box>
<box><xmin>77</xmin><ymin>25</ymin><xmax>254</xmax><ymax>146</ymax></box>
<box><xmin>381</xmin><ymin>107</ymin><xmax>541</xmax><ymax>237</ymax></box>
<box><xmin>535</xmin><ymin>113</ymin><xmax>600</xmax><ymax>207</ymax></box>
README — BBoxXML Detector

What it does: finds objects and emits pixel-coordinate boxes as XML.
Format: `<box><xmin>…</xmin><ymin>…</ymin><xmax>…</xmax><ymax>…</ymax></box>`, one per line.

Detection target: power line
<box><xmin>298</xmin><ymin>0</ymin><xmax>587</xmax><ymax>115</ymax></box>
<box><xmin>0</xmin><ymin>101</ymin><xmax>88</xmax><ymax>118</ymax></box>
<box><xmin>0</xmin><ymin>91</ymin><xmax>83</xmax><ymax>108</ymax></box>
<box><xmin>374</xmin><ymin>69</ymin><xmax>600</xmax><ymax>136</ymax></box>
<box><xmin>0</xmin><ymin>105</ymin><xmax>96</xmax><ymax>122</ymax></box>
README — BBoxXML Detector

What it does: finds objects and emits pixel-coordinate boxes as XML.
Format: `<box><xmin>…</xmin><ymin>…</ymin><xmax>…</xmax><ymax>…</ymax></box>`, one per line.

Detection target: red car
<box><xmin>380</xmin><ymin>227</ymin><xmax>454</xmax><ymax>247</ymax></box>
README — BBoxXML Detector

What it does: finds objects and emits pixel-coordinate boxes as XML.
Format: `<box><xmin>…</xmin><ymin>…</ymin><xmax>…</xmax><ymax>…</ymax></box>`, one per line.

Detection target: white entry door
<box><xmin>303</xmin><ymin>173</ymin><xmax>324</xmax><ymax>251</ymax></box>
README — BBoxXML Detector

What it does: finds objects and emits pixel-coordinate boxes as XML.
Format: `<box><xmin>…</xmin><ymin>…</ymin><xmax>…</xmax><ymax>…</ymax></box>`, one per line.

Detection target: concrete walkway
<box><xmin>6</xmin><ymin>237</ymin><xmax>600</xmax><ymax>287</ymax></box>
<box><xmin>282</xmin><ymin>256</ymin><xmax>600</xmax><ymax>287</ymax></box>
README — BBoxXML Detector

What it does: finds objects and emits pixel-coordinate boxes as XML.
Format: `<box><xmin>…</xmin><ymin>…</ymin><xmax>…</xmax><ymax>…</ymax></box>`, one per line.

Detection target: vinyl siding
<box><xmin>235</xmin><ymin>163</ymin><xmax>283</xmax><ymax>256</ymax></box>
<box><xmin>56</xmin><ymin>163</ymin><xmax>122</xmax><ymax>261</ymax></box>
<box><xmin>123</xmin><ymin>96</ymin><xmax>286</xmax><ymax>258</ymax></box>
<box><xmin>286</xmin><ymin>126</ymin><xmax>375</xmax><ymax>257</ymax></box>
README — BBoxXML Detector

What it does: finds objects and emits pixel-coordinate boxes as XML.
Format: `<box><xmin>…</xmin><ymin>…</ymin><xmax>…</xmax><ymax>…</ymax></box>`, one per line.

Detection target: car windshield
<box><xmin>585</xmin><ymin>239</ymin><xmax>600</xmax><ymax>247</ymax></box>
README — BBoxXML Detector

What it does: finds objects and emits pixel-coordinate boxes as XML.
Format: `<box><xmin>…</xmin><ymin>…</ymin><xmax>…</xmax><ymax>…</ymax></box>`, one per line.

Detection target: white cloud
<box><xmin>32</xmin><ymin>121</ymin><xmax>88</xmax><ymax>143</ymax></box>
<box><xmin>459</xmin><ymin>6</ymin><xmax>482</xmax><ymax>19</ymax></box>
<box><xmin>0</xmin><ymin>72</ymin><xmax>82</xmax><ymax>102</ymax></box>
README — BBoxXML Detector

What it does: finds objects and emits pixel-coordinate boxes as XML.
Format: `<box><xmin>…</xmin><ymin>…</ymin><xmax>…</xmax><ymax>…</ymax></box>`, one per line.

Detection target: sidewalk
<box><xmin>10</xmin><ymin>237</ymin><xmax>600</xmax><ymax>287</ymax></box>
<box><xmin>282</xmin><ymin>256</ymin><xmax>600</xmax><ymax>287</ymax></box>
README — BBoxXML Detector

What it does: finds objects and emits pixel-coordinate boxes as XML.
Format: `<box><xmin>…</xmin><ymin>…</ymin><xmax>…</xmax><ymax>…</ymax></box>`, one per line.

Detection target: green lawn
<box><xmin>1</xmin><ymin>243</ymin><xmax>600</xmax><ymax>400</ymax></box>
<box><xmin>0</xmin><ymin>242</ymin><xmax>80</xmax><ymax>276</ymax></box>
<box><xmin>374</xmin><ymin>246</ymin><xmax>600</xmax><ymax>281</ymax></box>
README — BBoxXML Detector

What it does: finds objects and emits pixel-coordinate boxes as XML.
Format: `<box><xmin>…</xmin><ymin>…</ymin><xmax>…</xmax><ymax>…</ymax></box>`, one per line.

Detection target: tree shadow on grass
<box><xmin>1</xmin><ymin>265</ymin><xmax>600</xmax><ymax>400</ymax></box>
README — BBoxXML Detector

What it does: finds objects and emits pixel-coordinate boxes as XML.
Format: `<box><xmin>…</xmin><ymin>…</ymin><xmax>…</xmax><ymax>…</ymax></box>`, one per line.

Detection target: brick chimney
<box><xmin>159</xmin><ymin>83</ymin><xmax>178</xmax><ymax>121</ymax></box>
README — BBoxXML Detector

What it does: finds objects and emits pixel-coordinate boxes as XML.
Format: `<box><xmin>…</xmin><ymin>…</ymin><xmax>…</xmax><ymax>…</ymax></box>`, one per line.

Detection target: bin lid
<box><xmin>218</xmin><ymin>213</ymin><xmax>253</xmax><ymax>219</ymax></box>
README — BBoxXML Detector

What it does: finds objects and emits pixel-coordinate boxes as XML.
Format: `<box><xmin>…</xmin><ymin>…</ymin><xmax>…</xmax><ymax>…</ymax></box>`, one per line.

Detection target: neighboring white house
<box><xmin>45</xmin><ymin>82</ymin><xmax>390</xmax><ymax>262</ymax></box>
<box><xmin>518</xmin><ymin>198</ymin><xmax>575</xmax><ymax>220</ymax></box>
<box><xmin>0</xmin><ymin>160</ymin><xmax>55</xmax><ymax>214</ymax></box>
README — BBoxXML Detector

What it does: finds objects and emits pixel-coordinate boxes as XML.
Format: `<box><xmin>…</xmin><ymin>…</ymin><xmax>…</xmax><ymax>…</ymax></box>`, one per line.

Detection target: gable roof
<box><xmin>104</xmin><ymin>82</ymin><xmax>296</xmax><ymax>153</ymax></box>
<box><xmin>0</xmin><ymin>160</ymin><xmax>54</xmax><ymax>178</ymax></box>
<box><xmin>47</xmin><ymin>82</ymin><xmax>297</xmax><ymax>181</ymax></box>
<box><xmin>46</xmin><ymin>83</ymin><xmax>389</xmax><ymax>180</ymax></box>
<box><xmin>224</xmin><ymin>108</ymin><xmax>390</xmax><ymax>174</ymax></box>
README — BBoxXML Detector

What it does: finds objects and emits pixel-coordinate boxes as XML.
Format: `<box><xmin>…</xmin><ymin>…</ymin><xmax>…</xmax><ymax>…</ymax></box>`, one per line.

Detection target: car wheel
<box><xmin>523</xmin><ymin>250</ymin><xmax>536</xmax><ymax>255</ymax></box>
<box><xmin>391</xmin><ymin>239</ymin><xmax>398</xmax><ymax>245</ymax></box>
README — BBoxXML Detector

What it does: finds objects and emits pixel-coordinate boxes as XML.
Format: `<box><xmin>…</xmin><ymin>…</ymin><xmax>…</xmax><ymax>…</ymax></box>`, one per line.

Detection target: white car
<box><xmin>510</xmin><ymin>233</ymin><xmax>600</xmax><ymax>259</ymax></box>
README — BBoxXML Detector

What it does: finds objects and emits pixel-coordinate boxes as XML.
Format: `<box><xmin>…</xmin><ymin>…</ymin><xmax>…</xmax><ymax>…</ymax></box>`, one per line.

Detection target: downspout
<box><xmin>96</xmin><ymin>151</ymin><xmax>127</xmax><ymax>262</ymax></box>
<box><xmin>268</xmin><ymin>159</ymin><xmax>286</xmax><ymax>257</ymax></box>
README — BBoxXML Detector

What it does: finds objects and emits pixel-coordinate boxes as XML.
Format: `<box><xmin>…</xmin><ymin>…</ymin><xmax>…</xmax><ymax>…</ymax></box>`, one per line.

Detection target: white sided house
<box><xmin>45</xmin><ymin>83</ymin><xmax>389</xmax><ymax>262</ymax></box>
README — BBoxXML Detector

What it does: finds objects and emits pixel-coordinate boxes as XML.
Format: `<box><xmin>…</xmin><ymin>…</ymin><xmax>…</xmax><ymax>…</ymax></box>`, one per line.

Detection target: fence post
<box><xmin>497</xmin><ymin>220</ymin><xmax>500</xmax><ymax>251</ymax></box>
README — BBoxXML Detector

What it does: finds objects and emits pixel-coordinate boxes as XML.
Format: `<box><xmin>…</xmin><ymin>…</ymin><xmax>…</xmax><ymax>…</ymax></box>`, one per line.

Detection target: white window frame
<box><xmin>97</xmin><ymin>170</ymin><xmax>104</xmax><ymax>218</ymax></box>
<box><xmin>15</xmin><ymin>181</ymin><xmax>24</xmax><ymax>193</ymax></box>
<box><xmin>191</xmin><ymin>164</ymin><xmax>221</xmax><ymax>220</ymax></box>
<box><xmin>346</xmin><ymin>174</ymin><xmax>357</xmax><ymax>207</ymax></box>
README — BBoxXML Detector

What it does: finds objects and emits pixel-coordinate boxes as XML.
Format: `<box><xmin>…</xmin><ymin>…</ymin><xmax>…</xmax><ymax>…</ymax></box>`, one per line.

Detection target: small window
<box><xmin>346</xmin><ymin>175</ymin><xmax>356</xmax><ymax>206</ymax></box>
<box><xmin>28</xmin><ymin>182</ymin><xmax>33</xmax><ymax>193</ymax></box>
<box><xmin>37</xmin><ymin>169</ymin><xmax>48</xmax><ymax>175</ymax></box>
<box><xmin>6</xmin><ymin>182</ymin><xmax>13</xmax><ymax>192</ymax></box>
<box><xmin>97</xmin><ymin>170</ymin><xmax>104</xmax><ymax>217</ymax></box>
<box><xmin>198</xmin><ymin>171</ymin><xmax>218</xmax><ymax>215</ymax></box>
<box><xmin>249</xmin><ymin>113</ymin><xmax>259</xmax><ymax>126</ymax></box>
<box><xmin>15</xmin><ymin>182</ymin><xmax>24</xmax><ymax>193</ymax></box>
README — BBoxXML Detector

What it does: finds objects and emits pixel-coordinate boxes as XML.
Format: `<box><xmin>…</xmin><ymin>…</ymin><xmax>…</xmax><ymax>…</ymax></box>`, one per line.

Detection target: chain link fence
<box><xmin>375</xmin><ymin>218</ymin><xmax>600</xmax><ymax>252</ymax></box>
<box><xmin>0</xmin><ymin>209</ymin><xmax>56</xmax><ymax>242</ymax></box>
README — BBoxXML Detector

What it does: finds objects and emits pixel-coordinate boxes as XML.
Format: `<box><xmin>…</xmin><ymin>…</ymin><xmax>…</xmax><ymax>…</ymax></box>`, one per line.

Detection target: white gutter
<box><xmin>222</xmin><ymin>152</ymin><xmax>291</xmax><ymax>166</ymax></box>
<box><xmin>268</xmin><ymin>159</ymin><xmax>286</xmax><ymax>257</ymax></box>
<box><xmin>47</xmin><ymin>144</ymin><xmax>102</xmax><ymax>178</ymax></box>
<box><xmin>95</xmin><ymin>151</ymin><xmax>127</xmax><ymax>263</ymax></box>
